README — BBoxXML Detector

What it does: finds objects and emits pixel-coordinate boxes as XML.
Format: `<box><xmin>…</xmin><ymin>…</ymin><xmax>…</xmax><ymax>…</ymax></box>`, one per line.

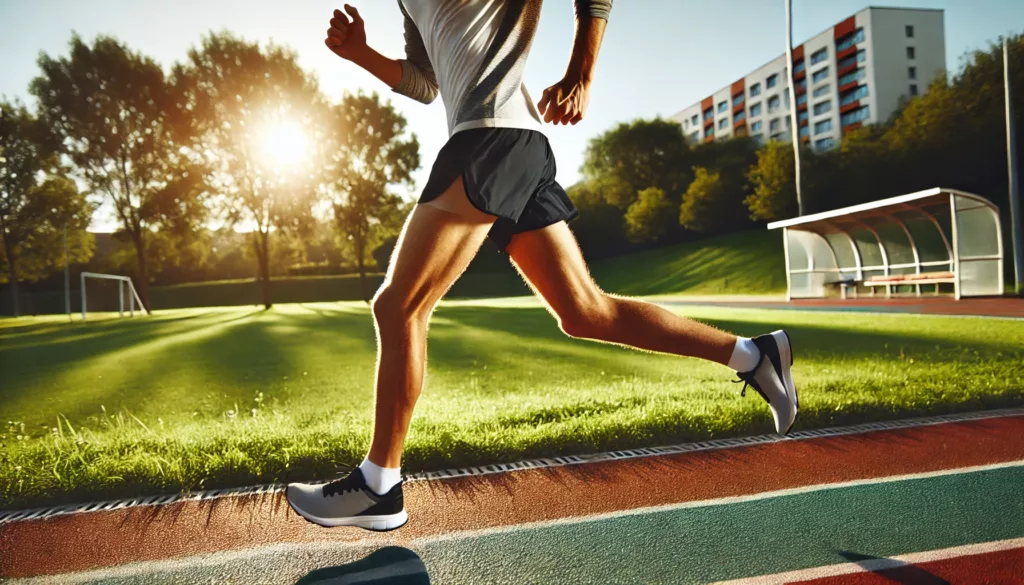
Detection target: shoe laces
<box><xmin>322</xmin><ymin>463</ymin><xmax>363</xmax><ymax>498</ymax></box>
<box><xmin>732</xmin><ymin>370</ymin><xmax>758</xmax><ymax>398</ymax></box>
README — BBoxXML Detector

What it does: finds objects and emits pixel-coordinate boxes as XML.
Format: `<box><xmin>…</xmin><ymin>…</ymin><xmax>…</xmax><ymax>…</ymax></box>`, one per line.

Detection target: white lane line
<box><xmin>2</xmin><ymin>407</ymin><xmax>1022</xmax><ymax>524</ymax></box>
<box><xmin>5</xmin><ymin>540</ymin><xmax>383</xmax><ymax>585</ymax></box>
<box><xmin>410</xmin><ymin>460</ymin><xmax>1024</xmax><ymax>546</ymax></box>
<box><xmin>711</xmin><ymin>537</ymin><xmax>1024</xmax><ymax>585</ymax></box>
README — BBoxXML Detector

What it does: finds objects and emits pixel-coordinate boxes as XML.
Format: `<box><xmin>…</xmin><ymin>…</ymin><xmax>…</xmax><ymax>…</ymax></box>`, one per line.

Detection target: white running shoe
<box><xmin>286</xmin><ymin>466</ymin><xmax>408</xmax><ymax>531</ymax></box>
<box><xmin>735</xmin><ymin>330</ymin><xmax>798</xmax><ymax>435</ymax></box>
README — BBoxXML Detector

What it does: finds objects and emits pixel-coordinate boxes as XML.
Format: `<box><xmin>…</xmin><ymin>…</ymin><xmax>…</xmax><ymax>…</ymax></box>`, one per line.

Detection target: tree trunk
<box><xmin>6</xmin><ymin>244</ymin><xmax>19</xmax><ymax>318</ymax></box>
<box><xmin>258</xmin><ymin>230</ymin><xmax>272</xmax><ymax>310</ymax></box>
<box><xmin>132</xmin><ymin>232</ymin><xmax>152</xmax><ymax>314</ymax></box>
<box><xmin>357</xmin><ymin>251</ymin><xmax>369</xmax><ymax>304</ymax></box>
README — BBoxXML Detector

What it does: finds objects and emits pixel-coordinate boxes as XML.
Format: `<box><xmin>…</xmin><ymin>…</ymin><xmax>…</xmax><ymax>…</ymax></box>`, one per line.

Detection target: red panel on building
<box><xmin>838</xmin><ymin>60</ymin><xmax>859</xmax><ymax>77</ymax></box>
<box><xmin>701</xmin><ymin>96</ymin><xmax>714</xmax><ymax>112</ymax></box>
<box><xmin>793</xmin><ymin>45</ymin><xmax>804</xmax><ymax>61</ymax></box>
<box><xmin>838</xmin><ymin>80</ymin><xmax>860</xmax><ymax>94</ymax></box>
<box><xmin>839</xmin><ymin>100</ymin><xmax>861</xmax><ymax>114</ymax></box>
<box><xmin>836</xmin><ymin>44</ymin><xmax>859</xmax><ymax>62</ymax></box>
<box><xmin>834</xmin><ymin>16</ymin><xmax>856</xmax><ymax>40</ymax></box>
<box><xmin>843</xmin><ymin>121</ymin><xmax>863</xmax><ymax>134</ymax></box>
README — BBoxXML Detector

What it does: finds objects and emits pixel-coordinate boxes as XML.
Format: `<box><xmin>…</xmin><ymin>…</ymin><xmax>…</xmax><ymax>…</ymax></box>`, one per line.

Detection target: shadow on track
<box><xmin>295</xmin><ymin>546</ymin><xmax>430</xmax><ymax>584</ymax></box>
<box><xmin>838</xmin><ymin>550</ymin><xmax>950</xmax><ymax>584</ymax></box>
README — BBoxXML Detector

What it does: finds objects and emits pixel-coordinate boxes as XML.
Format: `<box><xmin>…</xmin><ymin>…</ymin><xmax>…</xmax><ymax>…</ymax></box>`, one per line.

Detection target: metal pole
<box><xmin>63</xmin><ymin>221</ymin><xmax>71</xmax><ymax>320</ymax></box>
<box><xmin>1005</xmin><ymin>39</ymin><xmax>1023</xmax><ymax>295</ymax></box>
<box><xmin>118</xmin><ymin>280</ymin><xmax>124</xmax><ymax>317</ymax></box>
<box><xmin>785</xmin><ymin>0</ymin><xmax>804</xmax><ymax>216</ymax></box>
<box><xmin>80</xmin><ymin>272</ymin><xmax>86</xmax><ymax>321</ymax></box>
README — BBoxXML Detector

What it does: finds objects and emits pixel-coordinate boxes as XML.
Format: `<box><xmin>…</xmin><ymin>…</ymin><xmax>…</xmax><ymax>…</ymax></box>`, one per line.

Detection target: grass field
<box><xmin>2</xmin><ymin>299</ymin><xmax>1022</xmax><ymax>510</ymax></box>
<box><xmin>2</xmin><ymin>229</ymin><xmax>786</xmax><ymax>315</ymax></box>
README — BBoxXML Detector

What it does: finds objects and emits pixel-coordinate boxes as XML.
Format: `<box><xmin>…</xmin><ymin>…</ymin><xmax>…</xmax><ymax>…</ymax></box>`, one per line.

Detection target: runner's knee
<box><xmin>557</xmin><ymin>292</ymin><xmax>615</xmax><ymax>339</ymax></box>
<box><xmin>372</xmin><ymin>286</ymin><xmax>428</xmax><ymax>327</ymax></box>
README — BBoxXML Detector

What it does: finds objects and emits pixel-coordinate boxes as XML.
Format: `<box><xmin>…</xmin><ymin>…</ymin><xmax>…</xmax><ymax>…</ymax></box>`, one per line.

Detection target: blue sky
<box><xmin>2</xmin><ymin>0</ymin><xmax>1022</xmax><ymax>230</ymax></box>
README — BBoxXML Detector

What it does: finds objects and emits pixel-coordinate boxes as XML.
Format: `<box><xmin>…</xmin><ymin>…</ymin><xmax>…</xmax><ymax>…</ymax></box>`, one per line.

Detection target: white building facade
<box><xmin>672</xmin><ymin>7</ymin><xmax>945</xmax><ymax>151</ymax></box>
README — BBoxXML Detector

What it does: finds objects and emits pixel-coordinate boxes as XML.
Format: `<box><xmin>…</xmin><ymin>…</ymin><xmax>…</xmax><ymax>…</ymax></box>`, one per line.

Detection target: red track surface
<box><xmin>790</xmin><ymin>547</ymin><xmax>1024</xmax><ymax>584</ymax></box>
<box><xmin>2</xmin><ymin>415</ymin><xmax>1023</xmax><ymax>580</ymax></box>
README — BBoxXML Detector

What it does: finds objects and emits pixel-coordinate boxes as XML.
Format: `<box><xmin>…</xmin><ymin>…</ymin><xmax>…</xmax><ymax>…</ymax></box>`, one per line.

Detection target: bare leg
<box><xmin>506</xmin><ymin>221</ymin><xmax>737</xmax><ymax>365</ymax></box>
<box><xmin>367</xmin><ymin>177</ymin><xmax>495</xmax><ymax>468</ymax></box>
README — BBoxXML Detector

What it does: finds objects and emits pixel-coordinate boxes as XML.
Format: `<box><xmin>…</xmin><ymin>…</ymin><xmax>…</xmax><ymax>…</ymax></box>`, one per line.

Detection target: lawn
<box><xmin>1</xmin><ymin>300</ymin><xmax>1022</xmax><ymax>510</ymax></box>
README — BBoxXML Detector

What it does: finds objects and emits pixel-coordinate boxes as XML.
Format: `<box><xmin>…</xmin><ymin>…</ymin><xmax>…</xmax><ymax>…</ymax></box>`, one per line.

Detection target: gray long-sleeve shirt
<box><xmin>394</xmin><ymin>0</ymin><xmax>612</xmax><ymax>136</ymax></box>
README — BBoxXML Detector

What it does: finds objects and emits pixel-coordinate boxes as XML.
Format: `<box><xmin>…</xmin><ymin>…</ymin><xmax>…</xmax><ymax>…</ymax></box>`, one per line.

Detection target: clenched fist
<box><xmin>325</xmin><ymin>4</ymin><xmax>367</xmax><ymax>61</ymax></box>
<box><xmin>537</xmin><ymin>77</ymin><xmax>591</xmax><ymax>126</ymax></box>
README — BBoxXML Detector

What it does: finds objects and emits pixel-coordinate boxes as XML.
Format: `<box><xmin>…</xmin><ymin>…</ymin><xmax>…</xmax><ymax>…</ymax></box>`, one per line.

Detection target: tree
<box><xmin>175</xmin><ymin>32</ymin><xmax>326</xmax><ymax>309</ymax></box>
<box><xmin>326</xmin><ymin>91</ymin><xmax>418</xmax><ymax>302</ymax></box>
<box><xmin>1</xmin><ymin>101</ymin><xmax>94</xmax><ymax>316</ymax></box>
<box><xmin>580</xmin><ymin>118</ymin><xmax>694</xmax><ymax>209</ymax></box>
<box><xmin>31</xmin><ymin>35</ymin><xmax>207</xmax><ymax>313</ymax></box>
<box><xmin>680</xmin><ymin>167</ymin><xmax>741</xmax><ymax>234</ymax></box>
<box><xmin>745</xmin><ymin>140</ymin><xmax>797</xmax><ymax>221</ymax></box>
<box><xmin>624</xmin><ymin>187</ymin><xmax>676</xmax><ymax>244</ymax></box>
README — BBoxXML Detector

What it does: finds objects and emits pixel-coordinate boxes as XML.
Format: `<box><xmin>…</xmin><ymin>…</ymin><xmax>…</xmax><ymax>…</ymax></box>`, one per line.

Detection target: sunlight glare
<box><xmin>261</xmin><ymin>119</ymin><xmax>309</xmax><ymax>170</ymax></box>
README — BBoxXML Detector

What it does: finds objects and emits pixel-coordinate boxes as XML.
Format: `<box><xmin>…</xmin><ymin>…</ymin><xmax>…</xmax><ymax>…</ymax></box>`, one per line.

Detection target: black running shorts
<box><xmin>418</xmin><ymin>128</ymin><xmax>579</xmax><ymax>253</ymax></box>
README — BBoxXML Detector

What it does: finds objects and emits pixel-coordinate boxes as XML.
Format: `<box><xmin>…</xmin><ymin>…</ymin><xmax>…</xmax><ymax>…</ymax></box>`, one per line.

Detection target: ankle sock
<box><xmin>359</xmin><ymin>458</ymin><xmax>402</xmax><ymax>495</ymax></box>
<box><xmin>728</xmin><ymin>337</ymin><xmax>760</xmax><ymax>372</ymax></box>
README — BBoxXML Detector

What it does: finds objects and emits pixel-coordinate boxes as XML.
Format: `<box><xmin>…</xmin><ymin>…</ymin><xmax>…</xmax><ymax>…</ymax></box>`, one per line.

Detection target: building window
<box><xmin>906</xmin><ymin>25</ymin><xmax>914</xmax><ymax>38</ymax></box>
<box><xmin>766</xmin><ymin>74</ymin><xmax>779</xmax><ymax>89</ymax></box>
<box><xmin>750</xmin><ymin>102</ymin><xmax>762</xmax><ymax>117</ymax></box>
<box><xmin>839</xmin><ymin>85</ymin><xmax>869</xmax><ymax>106</ymax></box>
<box><xmin>799</xmin><ymin>126</ymin><xmax>810</xmax><ymax>138</ymax></box>
<box><xmin>813</xmin><ymin>100</ymin><xmax>832</xmax><ymax>116</ymax></box>
<box><xmin>703</xmin><ymin>107</ymin><xmax>714</xmax><ymax>121</ymax></box>
<box><xmin>908</xmin><ymin>66</ymin><xmax>917</xmax><ymax>80</ymax></box>
<box><xmin>705</xmin><ymin>126</ymin><xmax>714</xmax><ymax>138</ymax></box>
<box><xmin>814</xmin><ymin>119</ymin><xmax>833</xmax><ymax>135</ymax></box>
<box><xmin>719</xmin><ymin>117</ymin><xmax>728</xmax><ymax>130</ymax></box>
<box><xmin>796</xmin><ymin>78</ymin><xmax>807</xmax><ymax>91</ymax></box>
<box><xmin>838</xmin><ymin>50</ymin><xmax>866</xmax><ymax>71</ymax></box>
<box><xmin>815</xmin><ymin>137</ymin><xmax>836</xmax><ymax>150</ymax></box>
<box><xmin>907</xmin><ymin>46</ymin><xmax>916</xmax><ymax>59</ymax></box>
<box><xmin>750</xmin><ymin>83</ymin><xmax>761</xmax><ymax>97</ymax></box>
<box><xmin>718</xmin><ymin>101</ymin><xmax>728</xmax><ymax>113</ymax></box>
<box><xmin>909</xmin><ymin>84</ymin><xmax>919</xmax><ymax>96</ymax></box>
<box><xmin>796</xmin><ymin>93</ymin><xmax>808</xmax><ymax>106</ymax></box>
<box><xmin>793</xmin><ymin>60</ymin><xmax>806</xmax><ymax>74</ymax></box>
<box><xmin>692</xmin><ymin>114</ymin><xmax>699</xmax><ymax>126</ymax></box>
<box><xmin>813</xmin><ymin>84</ymin><xmax>831</xmax><ymax>98</ymax></box>
<box><xmin>841</xmin><ymin>105</ymin><xmax>870</xmax><ymax>126</ymax></box>
<box><xmin>753</xmin><ymin>134</ymin><xmax>766</xmax><ymax>145</ymax></box>
<box><xmin>836</xmin><ymin>28</ymin><xmax>865</xmax><ymax>52</ymax></box>
<box><xmin>767</xmin><ymin>95</ymin><xmax>781</xmax><ymax>114</ymax></box>
<box><xmin>770</xmin><ymin>118</ymin><xmax>781</xmax><ymax>132</ymax></box>
<box><xmin>733</xmin><ymin>93</ymin><xmax>745</xmax><ymax>108</ymax></box>
<box><xmin>770</xmin><ymin>132</ymin><xmax>786</xmax><ymax>141</ymax></box>
<box><xmin>734</xmin><ymin>110</ymin><xmax>746</xmax><ymax>124</ymax></box>
<box><xmin>838</xmin><ymin>68</ymin><xmax>867</xmax><ymax>87</ymax></box>
<box><xmin>798</xmin><ymin>111</ymin><xmax>809</xmax><ymax>123</ymax></box>
<box><xmin>810</xmin><ymin>48</ymin><xmax>828</xmax><ymax>65</ymax></box>
<box><xmin>690</xmin><ymin>131</ymin><xmax>700</xmax><ymax>142</ymax></box>
<box><xmin>811</xmin><ymin>67</ymin><xmax>830</xmax><ymax>84</ymax></box>
<box><xmin>784</xmin><ymin>93</ymin><xmax>791</xmax><ymax>108</ymax></box>
<box><xmin>751</xmin><ymin>120</ymin><xmax>763</xmax><ymax>133</ymax></box>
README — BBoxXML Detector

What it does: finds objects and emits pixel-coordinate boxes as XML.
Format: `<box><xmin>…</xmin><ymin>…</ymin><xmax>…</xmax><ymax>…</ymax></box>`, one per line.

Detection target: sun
<box><xmin>260</xmin><ymin>119</ymin><xmax>309</xmax><ymax>170</ymax></box>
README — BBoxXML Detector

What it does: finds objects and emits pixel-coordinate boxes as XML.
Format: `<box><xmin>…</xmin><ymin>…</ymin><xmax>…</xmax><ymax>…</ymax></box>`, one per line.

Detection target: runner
<box><xmin>286</xmin><ymin>0</ymin><xmax>798</xmax><ymax>532</ymax></box>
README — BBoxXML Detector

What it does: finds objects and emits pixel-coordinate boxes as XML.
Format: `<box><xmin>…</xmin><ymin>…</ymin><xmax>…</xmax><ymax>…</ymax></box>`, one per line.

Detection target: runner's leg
<box><xmin>367</xmin><ymin>177</ymin><xmax>495</xmax><ymax>468</ymax></box>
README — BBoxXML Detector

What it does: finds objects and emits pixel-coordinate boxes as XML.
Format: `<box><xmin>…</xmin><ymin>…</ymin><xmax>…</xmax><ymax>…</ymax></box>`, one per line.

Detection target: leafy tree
<box><xmin>745</xmin><ymin>140</ymin><xmax>797</xmax><ymax>221</ymax></box>
<box><xmin>580</xmin><ymin>118</ymin><xmax>693</xmax><ymax>209</ymax></box>
<box><xmin>326</xmin><ymin>91</ymin><xmax>418</xmax><ymax>301</ymax></box>
<box><xmin>1</xmin><ymin>104</ymin><xmax>94</xmax><ymax>315</ymax></box>
<box><xmin>680</xmin><ymin>167</ymin><xmax>738</xmax><ymax>234</ymax></box>
<box><xmin>31</xmin><ymin>35</ymin><xmax>207</xmax><ymax>312</ymax></box>
<box><xmin>624</xmin><ymin>187</ymin><xmax>675</xmax><ymax>244</ymax></box>
<box><xmin>175</xmin><ymin>32</ymin><xmax>326</xmax><ymax>308</ymax></box>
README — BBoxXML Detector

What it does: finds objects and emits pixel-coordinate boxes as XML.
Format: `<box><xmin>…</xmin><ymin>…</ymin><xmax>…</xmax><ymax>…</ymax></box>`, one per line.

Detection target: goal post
<box><xmin>80</xmin><ymin>272</ymin><xmax>146</xmax><ymax>321</ymax></box>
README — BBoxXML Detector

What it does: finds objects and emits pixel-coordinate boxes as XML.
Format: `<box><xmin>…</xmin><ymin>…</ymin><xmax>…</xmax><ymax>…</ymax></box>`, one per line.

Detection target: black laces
<box><xmin>322</xmin><ymin>463</ymin><xmax>364</xmax><ymax>498</ymax></box>
<box><xmin>733</xmin><ymin>371</ymin><xmax>757</xmax><ymax>398</ymax></box>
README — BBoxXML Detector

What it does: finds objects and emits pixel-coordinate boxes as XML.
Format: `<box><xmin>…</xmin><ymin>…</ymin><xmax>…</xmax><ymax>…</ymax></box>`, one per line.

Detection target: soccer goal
<box><xmin>80</xmin><ymin>272</ymin><xmax>146</xmax><ymax>321</ymax></box>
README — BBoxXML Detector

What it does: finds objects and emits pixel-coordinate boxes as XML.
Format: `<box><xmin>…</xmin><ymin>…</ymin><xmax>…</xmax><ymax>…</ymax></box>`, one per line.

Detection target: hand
<box><xmin>537</xmin><ymin>77</ymin><xmax>591</xmax><ymax>125</ymax></box>
<box><xmin>325</xmin><ymin>4</ymin><xmax>367</xmax><ymax>61</ymax></box>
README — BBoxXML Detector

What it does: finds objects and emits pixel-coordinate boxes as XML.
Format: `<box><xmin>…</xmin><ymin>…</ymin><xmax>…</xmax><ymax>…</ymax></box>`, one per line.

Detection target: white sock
<box><xmin>359</xmin><ymin>458</ymin><xmax>402</xmax><ymax>495</ymax></box>
<box><xmin>728</xmin><ymin>337</ymin><xmax>760</xmax><ymax>372</ymax></box>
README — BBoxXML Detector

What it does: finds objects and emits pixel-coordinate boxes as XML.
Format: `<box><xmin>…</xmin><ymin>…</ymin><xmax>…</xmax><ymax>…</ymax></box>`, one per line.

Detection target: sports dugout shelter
<box><xmin>768</xmin><ymin>188</ymin><xmax>1005</xmax><ymax>300</ymax></box>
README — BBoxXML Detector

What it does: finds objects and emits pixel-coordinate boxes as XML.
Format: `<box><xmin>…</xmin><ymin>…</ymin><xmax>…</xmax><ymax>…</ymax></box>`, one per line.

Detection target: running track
<box><xmin>2</xmin><ymin>411</ymin><xmax>1023</xmax><ymax>584</ymax></box>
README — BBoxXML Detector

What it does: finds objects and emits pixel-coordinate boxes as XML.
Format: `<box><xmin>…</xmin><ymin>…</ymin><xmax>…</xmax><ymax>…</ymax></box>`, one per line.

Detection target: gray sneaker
<box><xmin>735</xmin><ymin>330</ymin><xmax>798</xmax><ymax>435</ymax></box>
<box><xmin>286</xmin><ymin>467</ymin><xmax>408</xmax><ymax>531</ymax></box>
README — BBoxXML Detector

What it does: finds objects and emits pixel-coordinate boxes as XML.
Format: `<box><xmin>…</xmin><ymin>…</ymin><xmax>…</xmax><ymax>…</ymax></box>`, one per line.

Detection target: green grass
<box><xmin>2</xmin><ymin>300</ymin><xmax>1022</xmax><ymax>510</ymax></box>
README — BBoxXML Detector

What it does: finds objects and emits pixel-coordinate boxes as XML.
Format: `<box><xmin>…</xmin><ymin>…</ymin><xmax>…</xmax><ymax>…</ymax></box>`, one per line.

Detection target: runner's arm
<box><xmin>324</xmin><ymin>3</ymin><xmax>438</xmax><ymax>104</ymax></box>
<box><xmin>537</xmin><ymin>1</ymin><xmax>612</xmax><ymax>125</ymax></box>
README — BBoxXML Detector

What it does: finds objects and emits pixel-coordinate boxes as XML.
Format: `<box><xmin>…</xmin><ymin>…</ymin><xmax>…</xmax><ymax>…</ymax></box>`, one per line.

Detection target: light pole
<box><xmin>785</xmin><ymin>0</ymin><xmax>804</xmax><ymax>216</ymax></box>
<box><xmin>1005</xmin><ymin>38</ymin><xmax>1022</xmax><ymax>295</ymax></box>
<box><xmin>64</xmin><ymin>220</ymin><xmax>72</xmax><ymax>320</ymax></box>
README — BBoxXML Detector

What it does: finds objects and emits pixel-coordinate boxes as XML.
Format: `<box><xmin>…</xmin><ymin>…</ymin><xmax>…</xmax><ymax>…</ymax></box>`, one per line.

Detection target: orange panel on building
<box><xmin>839</xmin><ymin>100</ymin><xmax>861</xmax><ymax>114</ymax></box>
<box><xmin>701</xmin><ymin>96</ymin><xmax>714</xmax><ymax>112</ymax></box>
<box><xmin>833</xmin><ymin>16</ymin><xmax>856</xmax><ymax>40</ymax></box>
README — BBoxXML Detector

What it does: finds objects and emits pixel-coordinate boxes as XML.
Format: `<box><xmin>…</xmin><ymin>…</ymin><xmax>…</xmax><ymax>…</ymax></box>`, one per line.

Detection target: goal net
<box><xmin>80</xmin><ymin>272</ymin><xmax>145</xmax><ymax>320</ymax></box>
